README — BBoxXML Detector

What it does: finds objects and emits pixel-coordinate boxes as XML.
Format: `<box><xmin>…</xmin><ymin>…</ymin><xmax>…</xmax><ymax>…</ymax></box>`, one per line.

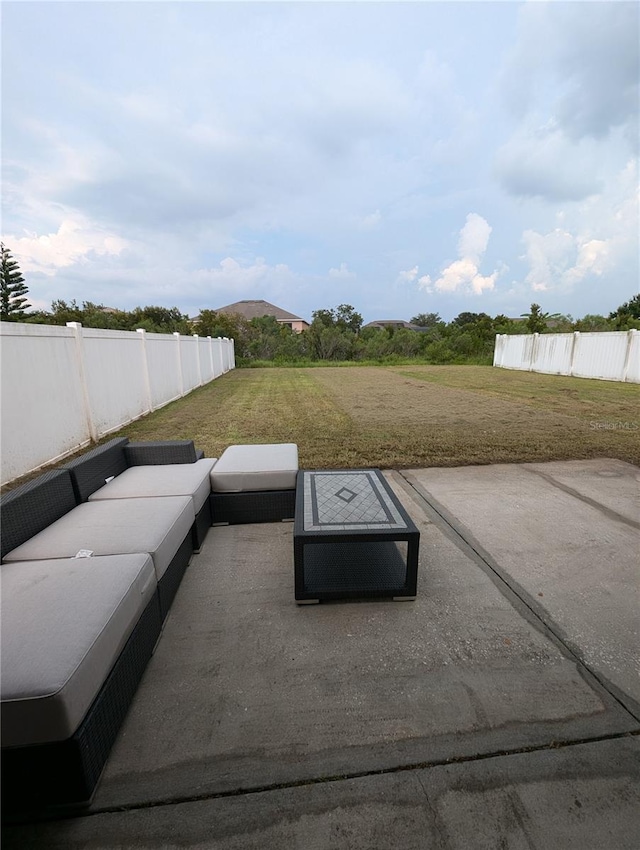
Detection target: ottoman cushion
<box><xmin>1</xmin><ymin>554</ymin><xmax>156</xmax><ymax>747</ymax></box>
<box><xmin>210</xmin><ymin>443</ymin><xmax>298</xmax><ymax>493</ymax></box>
<box><xmin>2</xmin><ymin>497</ymin><xmax>194</xmax><ymax>582</ymax></box>
<box><xmin>88</xmin><ymin>458</ymin><xmax>217</xmax><ymax>513</ymax></box>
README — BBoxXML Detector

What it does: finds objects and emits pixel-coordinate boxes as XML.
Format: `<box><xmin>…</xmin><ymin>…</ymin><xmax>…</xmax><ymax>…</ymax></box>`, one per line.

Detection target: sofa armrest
<box><xmin>1</xmin><ymin>470</ymin><xmax>77</xmax><ymax>560</ymax></box>
<box><xmin>124</xmin><ymin>440</ymin><xmax>201</xmax><ymax>466</ymax></box>
<box><xmin>63</xmin><ymin>438</ymin><xmax>129</xmax><ymax>502</ymax></box>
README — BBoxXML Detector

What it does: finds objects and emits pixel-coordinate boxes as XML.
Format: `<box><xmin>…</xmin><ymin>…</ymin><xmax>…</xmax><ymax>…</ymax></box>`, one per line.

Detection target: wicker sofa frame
<box><xmin>1</xmin><ymin>438</ymin><xmax>297</xmax><ymax>817</ymax></box>
<box><xmin>210</xmin><ymin>488</ymin><xmax>295</xmax><ymax>525</ymax></box>
<box><xmin>1</xmin><ymin>591</ymin><xmax>162</xmax><ymax>818</ymax></box>
<box><xmin>0</xmin><ymin>440</ymin><xmax>206</xmax><ymax>818</ymax></box>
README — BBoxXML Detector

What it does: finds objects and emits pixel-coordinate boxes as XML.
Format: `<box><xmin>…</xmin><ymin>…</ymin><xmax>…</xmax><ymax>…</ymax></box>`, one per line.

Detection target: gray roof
<box><xmin>214</xmin><ymin>300</ymin><xmax>308</xmax><ymax>324</ymax></box>
<box><xmin>364</xmin><ymin>319</ymin><xmax>427</xmax><ymax>331</ymax></box>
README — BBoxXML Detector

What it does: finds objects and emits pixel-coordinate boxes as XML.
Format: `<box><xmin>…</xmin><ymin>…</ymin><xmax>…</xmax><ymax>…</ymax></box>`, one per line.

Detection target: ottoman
<box><xmin>209</xmin><ymin>443</ymin><xmax>298</xmax><ymax>524</ymax></box>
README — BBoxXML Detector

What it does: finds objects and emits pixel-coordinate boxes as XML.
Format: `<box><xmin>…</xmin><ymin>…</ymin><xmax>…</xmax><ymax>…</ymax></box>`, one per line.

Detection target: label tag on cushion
<box><xmin>74</xmin><ymin>550</ymin><xmax>94</xmax><ymax>558</ymax></box>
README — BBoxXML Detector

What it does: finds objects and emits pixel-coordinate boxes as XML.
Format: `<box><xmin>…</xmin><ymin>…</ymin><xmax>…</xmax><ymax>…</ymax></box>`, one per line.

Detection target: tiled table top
<box><xmin>301</xmin><ymin>469</ymin><xmax>410</xmax><ymax>533</ymax></box>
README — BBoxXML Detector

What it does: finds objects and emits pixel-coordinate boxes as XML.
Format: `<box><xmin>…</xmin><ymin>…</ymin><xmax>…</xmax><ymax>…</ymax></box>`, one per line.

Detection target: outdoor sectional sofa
<box><xmin>1</xmin><ymin>437</ymin><xmax>298</xmax><ymax>819</ymax></box>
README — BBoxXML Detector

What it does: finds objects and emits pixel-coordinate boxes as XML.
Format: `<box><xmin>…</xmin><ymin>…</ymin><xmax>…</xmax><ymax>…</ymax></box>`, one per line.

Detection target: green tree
<box><xmin>1</xmin><ymin>243</ymin><xmax>31</xmax><ymax>320</ymax></box>
<box><xmin>521</xmin><ymin>303</ymin><xmax>549</xmax><ymax>333</ymax></box>
<box><xmin>194</xmin><ymin>310</ymin><xmax>253</xmax><ymax>357</ymax></box>
<box><xmin>308</xmin><ymin>304</ymin><xmax>361</xmax><ymax>360</ymax></box>
<box><xmin>245</xmin><ymin>315</ymin><xmax>299</xmax><ymax>360</ymax></box>
<box><xmin>129</xmin><ymin>306</ymin><xmax>191</xmax><ymax>334</ymax></box>
<box><xmin>609</xmin><ymin>294</ymin><xmax>640</xmax><ymax>330</ymax></box>
<box><xmin>334</xmin><ymin>304</ymin><xmax>363</xmax><ymax>334</ymax></box>
<box><xmin>452</xmin><ymin>311</ymin><xmax>491</xmax><ymax>328</ymax></box>
<box><xmin>311</xmin><ymin>304</ymin><xmax>363</xmax><ymax>334</ymax></box>
<box><xmin>313</xmin><ymin>325</ymin><xmax>355</xmax><ymax>360</ymax></box>
<box><xmin>410</xmin><ymin>312</ymin><xmax>441</xmax><ymax>328</ymax></box>
<box><xmin>574</xmin><ymin>314</ymin><xmax>613</xmax><ymax>332</ymax></box>
<box><xmin>493</xmin><ymin>315</ymin><xmax>526</xmax><ymax>335</ymax></box>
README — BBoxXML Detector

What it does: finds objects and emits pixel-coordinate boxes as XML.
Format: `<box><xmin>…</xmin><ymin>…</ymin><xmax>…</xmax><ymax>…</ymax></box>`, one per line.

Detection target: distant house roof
<box><xmin>364</xmin><ymin>319</ymin><xmax>428</xmax><ymax>331</ymax></box>
<box><xmin>214</xmin><ymin>300</ymin><xmax>309</xmax><ymax>326</ymax></box>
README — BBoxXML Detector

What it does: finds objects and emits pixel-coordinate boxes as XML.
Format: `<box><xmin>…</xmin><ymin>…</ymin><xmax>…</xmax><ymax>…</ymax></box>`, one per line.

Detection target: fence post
<box><xmin>215</xmin><ymin>337</ymin><xmax>223</xmax><ymax>377</ymax></box>
<box><xmin>207</xmin><ymin>336</ymin><xmax>215</xmax><ymax>380</ymax></box>
<box><xmin>529</xmin><ymin>333</ymin><xmax>539</xmax><ymax>371</ymax></box>
<box><xmin>66</xmin><ymin>322</ymin><xmax>98</xmax><ymax>443</ymax></box>
<box><xmin>222</xmin><ymin>338</ymin><xmax>229</xmax><ymax>373</ymax></box>
<box><xmin>193</xmin><ymin>334</ymin><xmax>203</xmax><ymax>386</ymax></box>
<box><xmin>174</xmin><ymin>332</ymin><xmax>185</xmax><ymax>396</ymax></box>
<box><xmin>569</xmin><ymin>331</ymin><xmax>580</xmax><ymax>377</ymax></box>
<box><xmin>136</xmin><ymin>329</ymin><xmax>154</xmax><ymax>413</ymax></box>
<box><xmin>493</xmin><ymin>334</ymin><xmax>501</xmax><ymax>367</ymax></box>
<box><xmin>622</xmin><ymin>329</ymin><xmax>637</xmax><ymax>382</ymax></box>
<box><xmin>230</xmin><ymin>337</ymin><xmax>236</xmax><ymax>369</ymax></box>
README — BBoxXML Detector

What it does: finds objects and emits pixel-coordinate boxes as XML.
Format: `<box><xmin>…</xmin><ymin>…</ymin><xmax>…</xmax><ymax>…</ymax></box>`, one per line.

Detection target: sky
<box><xmin>2</xmin><ymin>1</ymin><xmax>639</xmax><ymax>325</ymax></box>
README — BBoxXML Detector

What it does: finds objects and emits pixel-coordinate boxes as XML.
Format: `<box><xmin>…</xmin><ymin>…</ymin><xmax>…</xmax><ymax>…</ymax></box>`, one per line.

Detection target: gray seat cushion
<box><xmin>1</xmin><ymin>554</ymin><xmax>156</xmax><ymax>746</ymax></box>
<box><xmin>88</xmin><ymin>458</ymin><xmax>217</xmax><ymax>513</ymax></box>
<box><xmin>2</xmin><ymin>496</ymin><xmax>194</xmax><ymax>582</ymax></box>
<box><xmin>210</xmin><ymin>443</ymin><xmax>298</xmax><ymax>493</ymax></box>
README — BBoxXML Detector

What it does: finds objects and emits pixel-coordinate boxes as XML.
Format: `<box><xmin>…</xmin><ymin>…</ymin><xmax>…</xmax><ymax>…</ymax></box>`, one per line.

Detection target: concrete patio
<box><xmin>4</xmin><ymin>458</ymin><xmax>640</xmax><ymax>848</ymax></box>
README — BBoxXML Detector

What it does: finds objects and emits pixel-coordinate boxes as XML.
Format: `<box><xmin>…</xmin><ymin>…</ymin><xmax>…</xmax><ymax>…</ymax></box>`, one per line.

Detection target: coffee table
<box><xmin>294</xmin><ymin>469</ymin><xmax>420</xmax><ymax>603</ymax></box>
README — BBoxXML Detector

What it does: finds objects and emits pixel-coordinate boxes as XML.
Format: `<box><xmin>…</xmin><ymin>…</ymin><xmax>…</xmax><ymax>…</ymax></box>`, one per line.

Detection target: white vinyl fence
<box><xmin>0</xmin><ymin>322</ymin><xmax>235</xmax><ymax>485</ymax></box>
<box><xmin>493</xmin><ymin>330</ymin><xmax>639</xmax><ymax>383</ymax></box>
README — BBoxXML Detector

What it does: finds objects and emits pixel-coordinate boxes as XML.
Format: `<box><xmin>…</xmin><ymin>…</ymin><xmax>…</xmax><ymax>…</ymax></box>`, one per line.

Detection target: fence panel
<box><xmin>199</xmin><ymin>337</ymin><xmax>214</xmax><ymax>383</ymax></box>
<box><xmin>494</xmin><ymin>331</ymin><xmax>639</xmax><ymax>383</ymax></box>
<box><xmin>572</xmin><ymin>332</ymin><xmax>631</xmax><ymax>381</ymax></box>
<box><xmin>1</xmin><ymin>323</ymin><xmax>236</xmax><ymax>484</ymax></box>
<box><xmin>212</xmin><ymin>338</ymin><xmax>224</xmax><ymax>377</ymax></box>
<box><xmin>82</xmin><ymin>328</ymin><xmax>150</xmax><ymax>434</ymax></box>
<box><xmin>222</xmin><ymin>337</ymin><xmax>231</xmax><ymax>372</ymax></box>
<box><xmin>531</xmin><ymin>333</ymin><xmax>574</xmax><ymax>375</ymax></box>
<box><xmin>497</xmin><ymin>334</ymin><xmax>535</xmax><ymax>369</ymax></box>
<box><xmin>179</xmin><ymin>335</ymin><xmax>201</xmax><ymax>393</ymax></box>
<box><xmin>0</xmin><ymin>324</ymin><xmax>89</xmax><ymax>483</ymax></box>
<box><xmin>145</xmin><ymin>333</ymin><xmax>182</xmax><ymax>408</ymax></box>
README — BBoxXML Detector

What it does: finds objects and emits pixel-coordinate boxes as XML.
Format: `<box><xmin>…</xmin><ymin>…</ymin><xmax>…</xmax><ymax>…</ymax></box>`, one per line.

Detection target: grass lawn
<box><xmin>111</xmin><ymin>365</ymin><xmax>640</xmax><ymax>469</ymax></box>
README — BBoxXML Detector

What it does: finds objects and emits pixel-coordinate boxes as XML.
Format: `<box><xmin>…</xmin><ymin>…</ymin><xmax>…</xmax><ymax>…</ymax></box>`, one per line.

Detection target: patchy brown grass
<box><xmin>113</xmin><ymin>365</ymin><xmax>639</xmax><ymax>469</ymax></box>
<box><xmin>5</xmin><ymin>365</ymin><xmax>638</xmax><ymax>491</ymax></box>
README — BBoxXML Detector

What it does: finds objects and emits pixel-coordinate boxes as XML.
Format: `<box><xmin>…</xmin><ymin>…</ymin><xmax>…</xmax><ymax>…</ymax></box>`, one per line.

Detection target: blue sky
<box><xmin>2</xmin><ymin>1</ymin><xmax>638</xmax><ymax>324</ymax></box>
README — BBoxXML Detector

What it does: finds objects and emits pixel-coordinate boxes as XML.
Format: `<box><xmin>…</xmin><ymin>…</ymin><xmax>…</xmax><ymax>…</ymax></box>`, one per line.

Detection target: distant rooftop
<box><xmin>364</xmin><ymin>319</ymin><xmax>428</xmax><ymax>331</ymax></box>
<box><xmin>214</xmin><ymin>300</ymin><xmax>309</xmax><ymax>326</ymax></box>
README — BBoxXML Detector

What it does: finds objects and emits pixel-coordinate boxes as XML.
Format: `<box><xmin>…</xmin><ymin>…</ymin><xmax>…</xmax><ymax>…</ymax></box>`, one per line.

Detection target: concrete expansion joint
<box><xmin>79</xmin><ymin>731</ymin><xmax>640</xmax><ymax>823</ymax></box>
<box><xmin>396</xmin><ymin>470</ymin><xmax>640</xmax><ymax>725</ymax></box>
<box><xmin>521</xmin><ymin>465</ymin><xmax>640</xmax><ymax>531</ymax></box>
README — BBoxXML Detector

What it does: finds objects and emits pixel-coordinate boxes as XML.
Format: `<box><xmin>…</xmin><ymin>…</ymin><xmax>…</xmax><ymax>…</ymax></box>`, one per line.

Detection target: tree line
<box><xmin>1</xmin><ymin>243</ymin><xmax>639</xmax><ymax>366</ymax></box>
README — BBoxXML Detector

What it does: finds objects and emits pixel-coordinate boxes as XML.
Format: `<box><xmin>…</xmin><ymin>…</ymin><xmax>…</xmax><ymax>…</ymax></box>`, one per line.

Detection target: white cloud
<box><xmin>521</xmin><ymin>229</ymin><xmax>575</xmax><ymax>292</ymax></box>
<box><xmin>329</xmin><ymin>263</ymin><xmax>356</xmax><ymax>279</ymax></box>
<box><xmin>396</xmin><ymin>266</ymin><xmax>419</xmax><ymax>285</ymax></box>
<box><xmin>520</xmin><ymin>159</ymin><xmax>639</xmax><ymax>294</ymax></box>
<box><xmin>3</xmin><ymin>215</ymin><xmax>128</xmax><ymax>276</ymax></box>
<box><xmin>427</xmin><ymin>214</ymin><xmax>501</xmax><ymax>295</ymax></box>
<box><xmin>457</xmin><ymin>213</ymin><xmax>492</xmax><ymax>264</ymax></box>
<box><xmin>523</xmin><ymin>230</ymin><xmax>619</xmax><ymax>294</ymax></box>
